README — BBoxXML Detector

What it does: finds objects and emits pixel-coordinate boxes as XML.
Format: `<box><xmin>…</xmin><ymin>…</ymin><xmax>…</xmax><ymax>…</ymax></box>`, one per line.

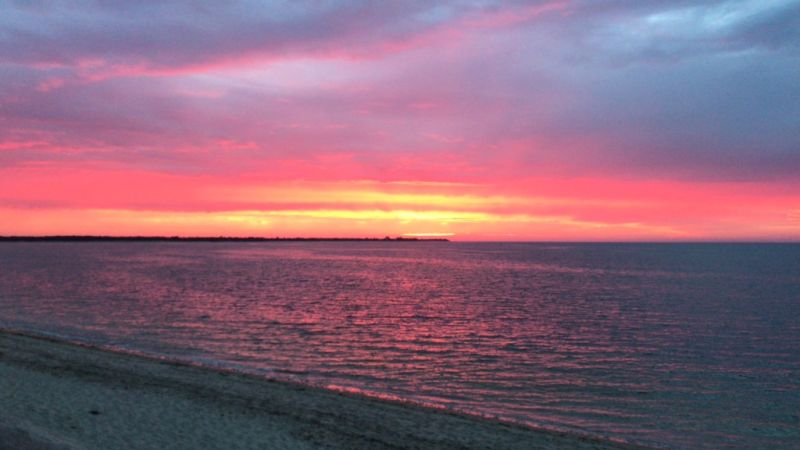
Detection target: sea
<box><xmin>0</xmin><ymin>241</ymin><xmax>798</xmax><ymax>448</ymax></box>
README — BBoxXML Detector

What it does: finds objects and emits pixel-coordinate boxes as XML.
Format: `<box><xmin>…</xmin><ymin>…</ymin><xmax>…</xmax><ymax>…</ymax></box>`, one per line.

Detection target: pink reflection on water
<box><xmin>1</xmin><ymin>242</ymin><xmax>798</xmax><ymax>448</ymax></box>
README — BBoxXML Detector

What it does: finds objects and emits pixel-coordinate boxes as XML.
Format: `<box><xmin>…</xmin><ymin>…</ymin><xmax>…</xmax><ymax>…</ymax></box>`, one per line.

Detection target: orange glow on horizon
<box><xmin>1</xmin><ymin>161</ymin><xmax>798</xmax><ymax>241</ymax></box>
<box><xmin>2</xmin><ymin>168</ymin><xmax>798</xmax><ymax>241</ymax></box>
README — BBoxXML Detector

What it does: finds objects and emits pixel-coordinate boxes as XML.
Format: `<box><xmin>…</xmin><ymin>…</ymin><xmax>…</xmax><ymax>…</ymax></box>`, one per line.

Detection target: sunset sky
<box><xmin>1</xmin><ymin>0</ymin><xmax>799</xmax><ymax>240</ymax></box>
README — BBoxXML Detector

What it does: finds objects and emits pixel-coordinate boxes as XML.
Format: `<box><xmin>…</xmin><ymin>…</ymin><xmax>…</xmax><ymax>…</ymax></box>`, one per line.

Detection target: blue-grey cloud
<box><xmin>1</xmin><ymin>0</ymin><xmax>798</xmax><ymax>182</ymax></box>
<box><xmin>3</xmin><ymin>1</ymin><xmax>795</xmax><ymax>70</ymax></box>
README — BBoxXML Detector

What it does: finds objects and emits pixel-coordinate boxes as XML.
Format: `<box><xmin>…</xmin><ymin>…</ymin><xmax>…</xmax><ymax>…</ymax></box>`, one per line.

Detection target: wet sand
<box><xmin>0</xmin><ymin>330</ymin><xmax>636</xmax><ymax>449</ymax></box>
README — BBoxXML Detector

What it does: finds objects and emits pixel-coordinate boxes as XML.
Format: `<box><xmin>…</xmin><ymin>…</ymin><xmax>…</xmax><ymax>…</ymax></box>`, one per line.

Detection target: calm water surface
<box><xmin>0</xmin><ymin>242</ymin><xmax>798</xmax><ymax>448</ymax></box>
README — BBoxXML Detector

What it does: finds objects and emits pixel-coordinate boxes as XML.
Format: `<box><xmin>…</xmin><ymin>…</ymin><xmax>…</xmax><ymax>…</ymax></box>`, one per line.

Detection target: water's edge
<box><xmin>0</xmin><ymin>326</ymin><xmax>645</xmax><ymax>449</ymax></box>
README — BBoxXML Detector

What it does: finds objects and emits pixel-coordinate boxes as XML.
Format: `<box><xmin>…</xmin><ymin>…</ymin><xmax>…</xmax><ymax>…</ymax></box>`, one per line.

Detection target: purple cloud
<box><xmin>1</xmin><ymin>0</ymin><xmax>798</xmax><ymax>183</ymax></box>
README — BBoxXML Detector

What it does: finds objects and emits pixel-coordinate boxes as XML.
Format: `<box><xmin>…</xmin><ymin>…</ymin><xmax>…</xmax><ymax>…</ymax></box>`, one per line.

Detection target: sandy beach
<box><xmin>0</xmin><ymin>329</ymin><xmax>634</xmax><ymax>450</ymax></box>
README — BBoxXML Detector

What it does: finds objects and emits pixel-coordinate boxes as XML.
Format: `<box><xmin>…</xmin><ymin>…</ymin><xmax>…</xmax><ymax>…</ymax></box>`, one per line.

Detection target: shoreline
<box><xmin>0</xmin><ymin>328</ymin><xmax>639</xmax><ymax>449</ymax></box>
<box><xmin>0</xmin><ymin>236</ymin><xmax>449</xmax><ymax>242</ymax></box>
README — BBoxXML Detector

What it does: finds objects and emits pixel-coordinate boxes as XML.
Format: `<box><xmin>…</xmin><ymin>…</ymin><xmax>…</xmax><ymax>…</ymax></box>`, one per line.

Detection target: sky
<box><xmin>1</xmin><ymin>0</ymin><xmax>799</xmax><ymax>240</ymax></box>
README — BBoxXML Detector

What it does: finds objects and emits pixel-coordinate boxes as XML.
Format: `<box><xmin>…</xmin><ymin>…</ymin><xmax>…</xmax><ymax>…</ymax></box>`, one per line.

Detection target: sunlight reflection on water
<box><xmin>1</xmin><ymin>242</ymin><xmax>798</xmax><ymax>448</ymax></box>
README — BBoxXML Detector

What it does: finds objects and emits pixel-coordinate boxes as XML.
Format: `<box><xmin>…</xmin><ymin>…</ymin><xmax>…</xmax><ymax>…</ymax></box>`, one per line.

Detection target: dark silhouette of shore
<box><xmin>0</xmin><ymin>235</ymin><xmax>449</xmax><ymax>242</ymax></box>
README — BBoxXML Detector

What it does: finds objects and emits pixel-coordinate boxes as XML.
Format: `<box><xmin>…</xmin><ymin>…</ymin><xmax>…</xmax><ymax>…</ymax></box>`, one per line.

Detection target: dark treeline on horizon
<box><xmin>0</xmin><ymin>236</ymin><xmax>449</xmax><ymax>242</ymax></box>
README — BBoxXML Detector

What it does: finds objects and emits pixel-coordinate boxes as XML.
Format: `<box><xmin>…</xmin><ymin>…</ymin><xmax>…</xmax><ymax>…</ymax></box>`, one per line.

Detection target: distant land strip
<box><xmin>0</xmin><ymin>235</ymin><xmax>449</xmax><ymax>242</ymax></box>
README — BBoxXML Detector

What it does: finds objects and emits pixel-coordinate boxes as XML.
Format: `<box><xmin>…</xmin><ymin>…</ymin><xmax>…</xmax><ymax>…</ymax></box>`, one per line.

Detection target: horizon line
<box><xmin>1</xmin><ymin>235</ymin><xmax>799</xmax><ymax>244</ymax></box>
<box><xmin>0</xmin><ymin>235</ymin><xmax>450</xmax><ymax>242</ymax></box>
